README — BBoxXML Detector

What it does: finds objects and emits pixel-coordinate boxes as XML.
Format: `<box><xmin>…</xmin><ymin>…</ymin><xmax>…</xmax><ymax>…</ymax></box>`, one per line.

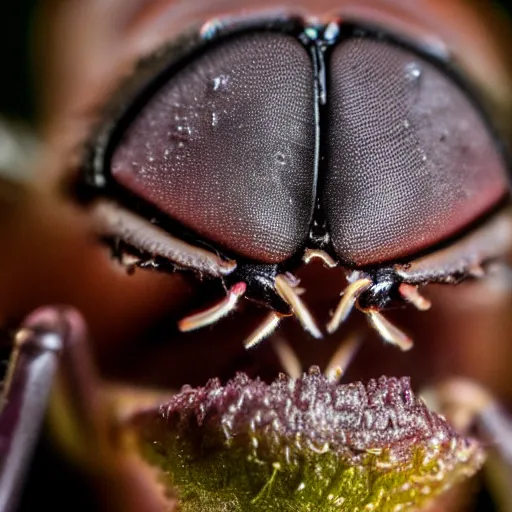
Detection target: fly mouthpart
<box><xmin>178</xmin><ymin>282</ymin><xmax>247</xmax><ymax>332</ymax></box>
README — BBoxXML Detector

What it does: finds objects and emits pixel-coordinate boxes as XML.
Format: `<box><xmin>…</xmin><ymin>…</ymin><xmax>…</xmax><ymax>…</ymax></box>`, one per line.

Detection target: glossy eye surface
<box><xmin>111</xmin><ymin>32</ymin><xmax>316</xmax><ymax>264</ymax></box>
<box><xmin>325</xmin><ymin>38</ymin><xmax>509</xmax><ymax>266</ymax></box>
<box><xmin>105</xmin><ymin>25</ymin><xmax>510</xmax><ymax>272</ymax></box>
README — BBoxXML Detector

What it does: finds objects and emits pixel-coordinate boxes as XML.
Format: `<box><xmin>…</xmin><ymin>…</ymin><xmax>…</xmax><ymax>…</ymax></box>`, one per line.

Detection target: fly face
<box><xmin>2</xmin><ymin>1</ymin><xmax>512</xmax><ymax>512</ymax></box>
<box><xmin>80</xmin><ymin>16</ymin><xmax>510</xmax><ymax>352</ymax></box>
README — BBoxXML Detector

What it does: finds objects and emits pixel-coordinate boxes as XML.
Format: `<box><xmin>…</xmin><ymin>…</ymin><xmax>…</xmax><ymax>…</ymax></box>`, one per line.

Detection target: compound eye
<box><xmin>325</xmin><ymin>38</ymin><xmax>509</xmax><ymax>267</ymax></box>
<box><xmin>110</xmin><ymin>32</ymin><xmax>316</xmax><ymax>264</ymax></box>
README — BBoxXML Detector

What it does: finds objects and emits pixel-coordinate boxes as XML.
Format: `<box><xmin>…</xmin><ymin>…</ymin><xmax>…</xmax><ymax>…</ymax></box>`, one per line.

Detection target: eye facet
<box><xmin>325</xmin><ymin>38</ymin><xmax>509</xmax><ymax>267</ymax></box>
<box><xmin>110</xmin><ymin>32</ymin><xmax>316</xmax><ymax>264</ymax></box>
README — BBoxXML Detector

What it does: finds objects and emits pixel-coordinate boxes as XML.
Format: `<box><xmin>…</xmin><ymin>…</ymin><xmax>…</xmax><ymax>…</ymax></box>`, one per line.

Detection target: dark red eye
<box><xmin>100</xmin><ymin>24</ymin><xmax>510</xmax><ymax>277</ymax></box>
<box><xmin>325</xmin><ymin>38</ymin><xmax>509</xmax><ymax>266</ymax></box>
<box><xmin>110</xmin><ymin>32</ymin><xmax>316</xmax><ymax>264</ymax></box>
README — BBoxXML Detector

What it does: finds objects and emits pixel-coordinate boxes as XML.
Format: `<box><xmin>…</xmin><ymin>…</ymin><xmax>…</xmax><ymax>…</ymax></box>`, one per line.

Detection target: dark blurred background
<box><xmin>1</xmin><ymin>1</ymin><xmax>511</xmax><ymax>511</ymax></box>
<box><xmin>1</xmin><ymin>0</ymin><xmax>511</xmax><ymax>124</ymax></box>
<box><xmin>0</xmin><ymin>1</ymin><xmax>35</xmax><ymax>122</ymax></box>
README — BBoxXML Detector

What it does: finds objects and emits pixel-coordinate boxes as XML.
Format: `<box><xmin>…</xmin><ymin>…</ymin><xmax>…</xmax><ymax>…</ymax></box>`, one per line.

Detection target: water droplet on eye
<box><xmin>200</xmin><ymin>18</ymin><xmax>222</xmax><ymax>40</ymax></box>
<box><xmin>405</xmin><ymin>62</ymin><xmax>422</xmax><ymax>82</ymax></box>
<box><xmin>403</xmin><ymin>120</ymin><xmax>410</xmax><ymax>129</ymax></box>
<box><xmin>175</xmin><ymin>125</ymin><xmax>193</xmax><ymax>137</ymax></box>
<box><xmin>211</xmin><ymin>112</ymin><xmax>218</xmax><ymax>127</ymax></box>
<box><xmin>304</xmin><ymin>27</ymin><xmax>319</xmax><ymax>40</ymax></box>
<box><xmin>211</xmin><ymin>75</ymin><xmax>230</xmax><ymax>91</ymax></box>
<box><xmin>275</xmin><ymin>152</ymin><xmax>287</xmax><ymax>165</ymax></box>
<box><xmin>324</xmin><ymin>22</ymin><xmax>340</xmax><ymax>43</ymax></box>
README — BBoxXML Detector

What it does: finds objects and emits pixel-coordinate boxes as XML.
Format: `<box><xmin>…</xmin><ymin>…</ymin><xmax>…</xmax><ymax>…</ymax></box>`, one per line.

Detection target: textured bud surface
<box><xmin>131</xmin><ymin>368</ymin><xmax>484</xmax><ymax>511</ymax></box>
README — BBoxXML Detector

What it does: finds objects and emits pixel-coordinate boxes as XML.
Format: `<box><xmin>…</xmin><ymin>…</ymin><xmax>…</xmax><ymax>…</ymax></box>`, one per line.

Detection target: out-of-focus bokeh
<box><xmin>0</xmin><ymin>0</ymin><xmax>37</xmax><ymax>184</ymax></box>
<box><xmin>1</xmin><ymin>0</ymin><xmax>511</xmax><ymax>128</ymax></box>
<box><xmin>1</xmin><ymin>1</ymin><xmax>512</xmax><ymax>511</ymax></box>
<box><xmin>0</xmin><ymin>1</ymin><xmax>34</xmax><ymax>121</ymax></box>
